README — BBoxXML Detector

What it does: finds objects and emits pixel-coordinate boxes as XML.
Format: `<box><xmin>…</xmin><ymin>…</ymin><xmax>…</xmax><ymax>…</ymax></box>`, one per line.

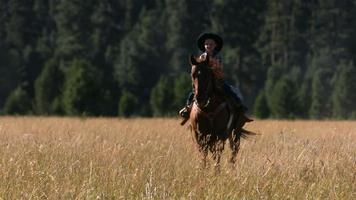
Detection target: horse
<box><xmin>188</xmin><ymin>55</ymin><xmax>255</xmax><ymax>171</ymax></box>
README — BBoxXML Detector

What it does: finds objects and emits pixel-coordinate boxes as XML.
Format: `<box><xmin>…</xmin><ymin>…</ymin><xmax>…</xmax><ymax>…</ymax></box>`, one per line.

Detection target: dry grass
<box><xmin>0</xmin><ymin>117</ymin><xmax>355</xmax><ymax>199</ymax></box>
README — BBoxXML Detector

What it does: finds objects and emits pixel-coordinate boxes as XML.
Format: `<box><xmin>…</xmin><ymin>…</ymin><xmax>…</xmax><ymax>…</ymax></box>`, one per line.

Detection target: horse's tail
<box><xmin>240</xmin><ymin>128</ymin><xmax>258</xmax><ymax>139</ymax></box>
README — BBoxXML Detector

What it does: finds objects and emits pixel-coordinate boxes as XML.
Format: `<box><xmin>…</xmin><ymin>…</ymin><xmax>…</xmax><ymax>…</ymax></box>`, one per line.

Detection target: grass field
<box><xmin>0</xmin><ymin>117</ymin><xmax>355</xmax><ymax>199</ymax></box>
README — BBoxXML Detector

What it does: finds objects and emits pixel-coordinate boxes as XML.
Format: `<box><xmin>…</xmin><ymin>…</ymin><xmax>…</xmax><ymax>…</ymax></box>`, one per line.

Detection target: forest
<box><xmin>1</xmin><ymin>0</ymin><xmax>356</xmax><ymax>119</ymax></box>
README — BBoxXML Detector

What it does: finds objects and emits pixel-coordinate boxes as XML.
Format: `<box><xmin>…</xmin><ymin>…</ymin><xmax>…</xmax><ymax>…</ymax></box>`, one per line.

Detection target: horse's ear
<box><xmin>189</xmin><ymin>54</ymin><xmax>198</xmax><ymax>65</ymax></box>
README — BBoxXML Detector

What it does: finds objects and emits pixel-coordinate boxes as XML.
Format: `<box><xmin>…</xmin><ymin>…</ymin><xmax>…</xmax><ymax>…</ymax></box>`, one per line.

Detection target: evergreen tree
<box><xmin>90</xmin><ymin>0</ymin><xmax>125</xmax><ymax>65</ymax></box>
<box><xmin>164</xmin><ymin>0</ymin><xmax>211</xmax><ymax>72</ymax></box>
<box><xmin>173</xmin><ymin>72</ymin><xmax>191</xmax><ymax>110</ymax></box>
<box><xmin>62</xmin><ymin>59</ymin><xmax>103</xmax><ymax>116</ymax></box>
<box><xmin>309</xmin><ymin>68</ymin><xmax>334</xmax><ymax>119</ymax></box>
<box><xmin>269</xmin><ymin>75</ymin><xmax>299</xmax><ymax>118</ymax></box>
<box><xmin>54</xmin><ymin>0</ymin><xmax>95</xmax><ymax>62</ymax></box>
<box><xmin>211</xmin><ymin>0</ymin><xmax>266</xmax><ymax>107</ymax></box>
<box><xmin>0</xmin><ymin>46</ymin><xmax>21</xmax><ymax>109</ymax></box>
<box><xmin>114</xmin><ymin>9</ymin><xmax>166</xmax><ymax>115</ymax></box>
<box><xmin>34</xmin><ymin>58</ymin><xmax>63</xmax><ymax>115</ymax></box>
<box><xmin>150</xmin><ymin>75</ymin><xmax>175</xmax><ymax>116</ymax></box>
<box><xmin>332</xmin><ymin>62</ymin><xmax>356</xmax><ymax>119</ymax></box>
<box><xmin>164</xmin><ymin>0</ymin><xmax>190</xmax><ymax>72</ymax></box>
<box><xmin>306</xmin><ymin>48</ymin><xmax>336</xmax><ymax>119</ymax></box>
<box><xmin>264</xmin><ymin>64</ymin><xmax>284</xmax><ymax>110</ymax></box>
<box><xmin>90</xmin><ymin>0</ymin><xmax>124</xmax><ymax>115</ymax></box>
<box><xmin>253</xmin><ymin>90</ymin><xmax>270</xmax><ymax>119</ymax></box>
<box><xmin>3</xmin><ymin>0</ymin><xmax>44</xmax><ymax>109</ymax></box>
<box><xmin>5</xmin><ymin>0</ymin><xmax>36</xmax><ymax>49</ymax></box>
<box><xmin>310</xmin><ymin>0</ymin><xmax>355</xmax><ymax>62</ymax></box>
<box><xmin>2</xmin><ymin>85</ymin><xmax>31</xmax><ymax>115</ymax></box>
<box><xmin>118</xmin><ymin>90</ymin><xmax>138</xmax><ymax>117</ymax></box>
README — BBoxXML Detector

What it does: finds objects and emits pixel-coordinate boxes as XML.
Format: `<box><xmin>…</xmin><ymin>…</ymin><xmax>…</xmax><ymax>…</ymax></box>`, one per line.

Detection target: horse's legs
<box><xmin>199</xmin><ymin>145</ymin><xmax>208</xmax><ymax>169</ymax></box>
<box><xmin>212</xmin><ymin>140</ymin><xmax>225</xmax><ymax>174</ymax></box>
<box><xmin>195</xmin><ymin>132</ymin><xmax>209</xmax><ymax>170</ymax></box>
<box><xmin>229</xmin><ymin>129</ymin><xmax>241</xmax><ymax>166</ymax></box>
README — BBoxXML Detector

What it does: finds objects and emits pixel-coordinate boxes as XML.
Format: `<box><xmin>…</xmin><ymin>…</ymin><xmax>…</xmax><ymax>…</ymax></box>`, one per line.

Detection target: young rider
<box><xmin>179</xmin><ymin>32</ymin><xmax>248</xmax><ymax>122</ymax></box>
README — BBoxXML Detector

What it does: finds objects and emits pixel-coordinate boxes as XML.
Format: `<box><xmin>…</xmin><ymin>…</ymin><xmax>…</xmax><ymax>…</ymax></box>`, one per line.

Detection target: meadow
<box><xmin>0</xmin><ymin>117</ymin><xmax>355</xmax><ymax>199</ymax></box>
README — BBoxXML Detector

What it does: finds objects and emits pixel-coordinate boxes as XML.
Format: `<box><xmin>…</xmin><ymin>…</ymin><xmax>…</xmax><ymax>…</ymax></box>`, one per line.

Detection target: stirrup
<box><xmin>179</xmin><ymin>106</ymin><xmax>190</xmax><ymax>118</ymax></box>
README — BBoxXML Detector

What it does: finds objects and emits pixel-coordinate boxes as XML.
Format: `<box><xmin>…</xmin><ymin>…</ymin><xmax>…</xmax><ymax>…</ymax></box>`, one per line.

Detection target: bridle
<box><xmin>193</xmin><ymin>63</ymin><xmax>214</xmax><ymax>109</ymax></box>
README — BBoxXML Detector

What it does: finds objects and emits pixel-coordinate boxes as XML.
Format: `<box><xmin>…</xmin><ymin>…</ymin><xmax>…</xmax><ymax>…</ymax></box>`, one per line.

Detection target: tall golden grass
<box><xmin>0</xmin><ymin>117</ymin><xmax>355</xmax><ymax>199</ymax></box>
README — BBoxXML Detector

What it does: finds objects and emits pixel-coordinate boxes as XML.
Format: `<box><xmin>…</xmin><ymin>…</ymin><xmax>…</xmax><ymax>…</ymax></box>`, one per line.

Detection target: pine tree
<box><xmin>164</xmin><ymin>0</ymin><xmax>190</xmax><ymax>72</ymax></box>
<box><xmin>118</xmin><ymin>90</ymin><xmax>138</xmax><ymax>117</ymax></box>
<box><xmin>253</xmin><ymin>90</ymin><xmax>270</xmax><ymax>119</ymax></box>
<box><xmin>309</xmin><ymin>68</ymin><xmax>333</xmax><ymax>119</ymax></box>
<box><xmin>150</xmin><ymin>75</ymin><xmax>175</xmax><ymax>116</ymax></box>
<box><xmin>62</xmin><ymin>59</ymin><xmax>103</xmax><ymax>116</ymax></box>
<box><xmin>89</xmin><ymin>0</ymin><xmax>124</xmax><ymax>115</ymax></box>
<box><xmin>114</xmin><ymin>9</ymin><xmax>166</xmax><ymax>115</ymax></box>
<box><xmin>54</xmin><ymin>0</ymin><xmax>95</xmax><ymax>62</ymax></box>
<box><xmin>90</xmin><ymin>0</ymin><xmax>125</xmax><ymax>65</ymax></box>
<box><xmin>0</xmin><ymin>46</ymin><xmax>21</xmax><ymax>109</ymax></box>
<box><xmin>34</xmin><ymin>58</ymin><xmax>63</xmax><ymax>115</ymax></box>
<box><xmin>306</xmin><ymin>48</ymin><xmax>336</xmax><ymax>119</ymax></box>
<box><xmin>173</xmin><ymin>72</ymin><xmax>191</xmax><ymax>110</ymax></box>
<box><xmin>332</xmin><ymin>62</ymin><xmax>356</xmax><ymax>119</ymax></box>
<box><xmin>3</xmin><ymin>0</ymin><xmax>44</xmax><ymax>111</ymax></box>
<box><xmin>270</xmin><ymin>75</ymin><xmax>299</xmax><ymax>118</ymax></box>
<box><xmin>264</xmin><ymin>64</ymin><xmax>284</xmax><ymax>110</ymax></box>
<box><xmin>310</xmin><ymin>0</ymin><xmax>354</xmax><ymax>62</ymax></box>
<box><xmin>164</xmin><ymin>0</ymin><xmax>211</xmax><ymax>72</ymax></box>
<box><xmin>211</xmin><ymin>0</ymin><xmax>266</xmax><ymax>107</ymax></box>
<box><xmin>2</xmin><ymin>85</ymin><xmax>31</xmax><ymax>115</ymax></box>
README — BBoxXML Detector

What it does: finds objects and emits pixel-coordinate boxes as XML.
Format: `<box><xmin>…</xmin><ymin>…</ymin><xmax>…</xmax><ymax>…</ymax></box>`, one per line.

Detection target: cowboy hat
<box><xmin>196</xmin><ymin>32</ymin><xmax>223</xmax><ymax>52</ymax></box>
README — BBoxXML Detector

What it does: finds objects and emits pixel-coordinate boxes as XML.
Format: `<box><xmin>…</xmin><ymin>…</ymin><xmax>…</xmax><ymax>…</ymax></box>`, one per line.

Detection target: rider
<box><xmin>179</xmin><ymin>32</ymin><xmax>248</xmax><ymax>122</ymax></box>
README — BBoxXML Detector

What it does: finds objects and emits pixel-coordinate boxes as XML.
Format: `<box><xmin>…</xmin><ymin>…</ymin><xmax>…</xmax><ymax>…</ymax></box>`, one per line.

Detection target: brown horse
<box><xmin>188</xmin><ymin>55</ymin><xmax>254</xmax><ymax>171</ymax></box>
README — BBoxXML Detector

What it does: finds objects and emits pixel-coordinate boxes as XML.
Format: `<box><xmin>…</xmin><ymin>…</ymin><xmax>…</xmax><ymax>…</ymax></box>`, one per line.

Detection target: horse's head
<box><xmin>190</xmin><ymin>55</ymin><xmax>214</xmax><ymax>108</ymax></box>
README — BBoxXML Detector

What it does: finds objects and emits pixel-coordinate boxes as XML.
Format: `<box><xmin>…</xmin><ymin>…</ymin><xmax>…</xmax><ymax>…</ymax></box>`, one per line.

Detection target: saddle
<box><xmin>180</xmin><ymin>99</ymin><xmax>252</xmax><ymax>126</ymax></box>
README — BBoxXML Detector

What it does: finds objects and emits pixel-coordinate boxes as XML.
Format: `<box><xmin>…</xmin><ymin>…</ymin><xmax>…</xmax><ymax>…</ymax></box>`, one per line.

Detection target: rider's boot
<box><xmin>179</xmin><ymin>92</ymin><xmax>194</xmax><ymax>125</ymax></box>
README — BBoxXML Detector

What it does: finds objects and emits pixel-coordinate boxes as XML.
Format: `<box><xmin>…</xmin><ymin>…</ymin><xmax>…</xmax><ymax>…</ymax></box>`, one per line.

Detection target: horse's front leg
<box><xmin>212</xmin><ymin>140</ymin><xmax>225</xmax><ymax>174</ymax></box>
<box><xmin>198</xmin><ymin>144</ymin><xmax>208</xmax><ymax>170</ymax></box>
<box><xmin>195</xmin><ymin>131</ymin><xmax>208</xmax><ymax>170</ymax></box>
<box><xmin>229</xmin><ymin>129</ymin><xmax>241</xmax><ymax>167</ymax></box>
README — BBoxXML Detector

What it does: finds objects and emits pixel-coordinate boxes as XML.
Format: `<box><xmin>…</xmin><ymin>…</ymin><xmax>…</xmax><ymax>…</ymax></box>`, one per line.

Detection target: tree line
<box><xmin>0</xmin><ymin>0</ymin><xmax>355</xmax><ymax>119</ymax></box>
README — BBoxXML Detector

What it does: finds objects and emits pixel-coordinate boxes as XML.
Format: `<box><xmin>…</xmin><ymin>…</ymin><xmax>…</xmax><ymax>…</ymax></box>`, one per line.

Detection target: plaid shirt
<box><xmin>199</xmin><ymin>52</ymin><xmax>224</xmax><ymax>79</ymax></box>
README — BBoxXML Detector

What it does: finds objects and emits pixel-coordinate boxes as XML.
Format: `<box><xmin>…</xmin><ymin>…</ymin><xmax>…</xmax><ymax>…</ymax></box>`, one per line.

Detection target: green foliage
<box><xmin>5</xmin><ymin>0</ymin><xmax>36</xmax><ymax>48</ymax></box>
<box><xmin>62</xmin><ymin>59</ymin><xmax>103</xmax><ymax>116</ymax></box>
<box><xmin>115</xmin><ymin>9</ymin><xmax>166</xmax><ymax>115</ymax></box>
<box><xmin>2</xmin><ymin>85</ymin><xmax>32</xmax><ymax>115</ymax></box>
<box><xmin>309</xmin><ymin>68</ymin><xmax>334</xmax><ymax>119</ymax></box>
<box><xmin>0</xmin><ymin>47</ymin><xmax>22</xmax><ymax>108</ymax></box>
<box><xmin>265</xmin><ymin>64</ymin><xmax>284</xmax><ymax>110</ymax></box>
<box><xmin>54</xmin><ymin>0</ymin><xmax>95</xmax><ymax>61</ymax></box>
<box><xmin>332</xmin><ymin>62</ymin><xmax>356</xmax><ymax>119</ymax></box>
<box><xmin>308</xmin><ymin>49</ymin><xmax>336</xmax><ymax>119</ymax></box>
<box><xmin>150</xmin><ymin>75</ymin><xmax>175</xmax><ymax>116</ymax></box>
<box><xmin>165</xmin><ymin>0</ymin><xmax>211</xmax><ymax>72</ymax></box>
<box><xmin>118</xmin><ymin>91</ymin><xmax>138</xmax><ymax>117</ymax></box>
<box><xmin>253</xmin><ymin>90</ymin><xmax>270</xmax><ymax>119</ymax></box>
<box><xmin>34</xmin><ymin>59</ymin><xmax>63</xmax><ymax>115</ymax></box>
<box><xmin>270</xmin><ymin>76</ymin><xmax>299</xmax><ymax>118</ymax></box>
<box><xmin>1</xmin><ymin>1</ymin><xmax>356</xmax><ymax>119</ymax></box>
<box><xmin>173</xmin><ymin>72</ymin><xmax>191</xmax><ymax>109</ymax></box>
<box><xmin>211</xmin><ymin>0</ymin><xmax>266</xmax><ymax>106</ymax></box>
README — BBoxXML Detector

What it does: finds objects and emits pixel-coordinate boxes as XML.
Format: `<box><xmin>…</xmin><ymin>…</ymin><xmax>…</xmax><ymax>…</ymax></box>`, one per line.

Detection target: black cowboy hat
<box><xmin>196</xmin><ymin>32</ymin><xmax>223</xmax><ymax>52</ymax></box>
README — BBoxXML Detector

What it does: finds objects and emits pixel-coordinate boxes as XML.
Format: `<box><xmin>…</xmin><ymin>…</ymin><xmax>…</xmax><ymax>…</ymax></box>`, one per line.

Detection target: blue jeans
<box><xmin>223</xmin><ymin>82</ymin><xmax>243</xmax><ymax>103</ymax></box>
